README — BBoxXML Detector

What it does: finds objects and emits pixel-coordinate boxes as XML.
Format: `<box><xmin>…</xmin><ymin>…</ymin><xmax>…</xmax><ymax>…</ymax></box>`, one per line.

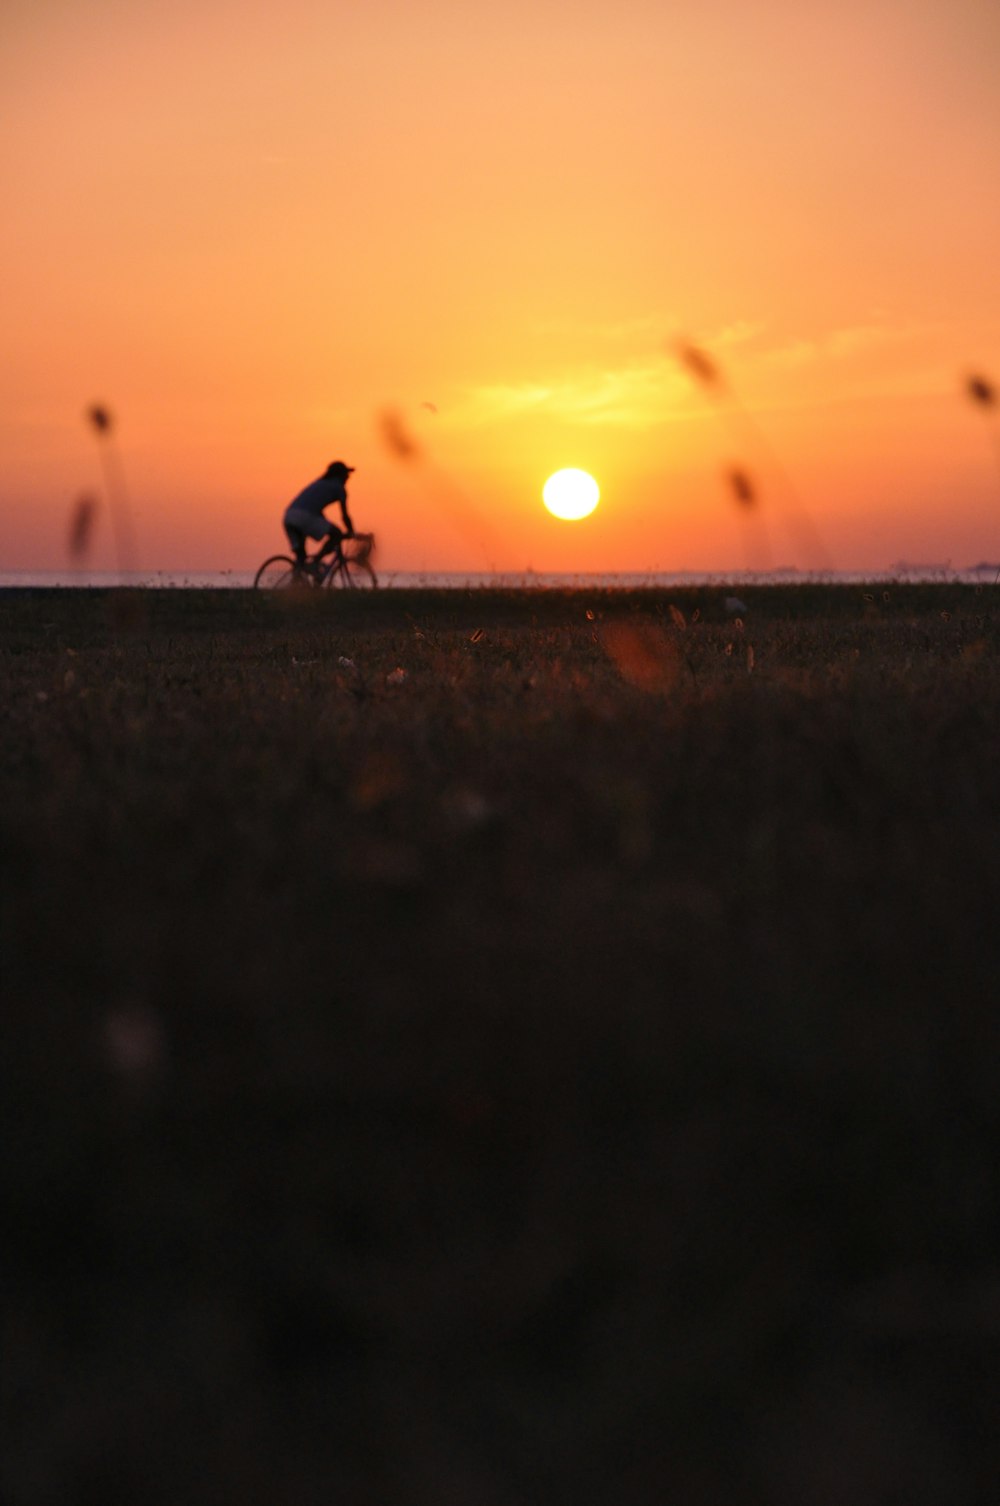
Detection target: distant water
<box><xmin>1</xmin><ymin>567</ymin><xmax>995</xmax><ymax>589</ymax></box>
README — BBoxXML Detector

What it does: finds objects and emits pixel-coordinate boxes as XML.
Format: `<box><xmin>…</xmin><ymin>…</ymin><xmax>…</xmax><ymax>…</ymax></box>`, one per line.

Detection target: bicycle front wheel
<box><xmin>339</xmin><ymin>557</ymin><xmax>378</xmax><ymax>589</ymax></box>
<box><xmin>254</xmin><ymin>555</ymin><xmax>306</xmax><ymax>590</ymax></box>
<box><xmin>329</xmin><ymin>533</ymin><xmax>378</xmax><ymax>589</ymax></box>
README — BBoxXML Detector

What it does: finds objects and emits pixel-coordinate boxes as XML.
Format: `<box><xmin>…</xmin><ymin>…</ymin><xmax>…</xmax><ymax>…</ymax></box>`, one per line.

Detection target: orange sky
<box><xmin>3</xmin><ymin>0</ymin><xmax>999</xmax><ymax>574</ymax></box>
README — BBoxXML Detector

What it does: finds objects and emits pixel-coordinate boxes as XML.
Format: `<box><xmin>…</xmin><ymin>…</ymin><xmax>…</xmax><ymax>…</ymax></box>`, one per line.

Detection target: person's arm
<box><xmin>340</xmin><ymin>498</ymin><xmax>355</xmax><ymax>535</ymax></box>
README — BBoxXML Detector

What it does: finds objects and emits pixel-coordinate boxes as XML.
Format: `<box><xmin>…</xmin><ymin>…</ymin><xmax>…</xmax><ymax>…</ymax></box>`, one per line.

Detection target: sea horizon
<box><xmin>2</xmin><ymin>564</ymin><xmax>998</xmax><ymax>590</ymax></box>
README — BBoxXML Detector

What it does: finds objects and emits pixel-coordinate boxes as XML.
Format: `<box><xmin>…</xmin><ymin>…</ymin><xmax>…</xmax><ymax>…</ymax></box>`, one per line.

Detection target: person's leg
<box><xmin>285</xmin><ymin>509</ymin><xmax>335</xmax><ymax>571</ymax></box>
<box><xmin>313</xmin><ymin>523</ymin><xmax>344</xmax><ymax>564</ymax></box>
<box><xmin>283</xmin><ymin>519</ymin><xmax>308</xmax><ymax>567</ymax></box>
<box><xmin>293</xmin><ymin>534</ymin><xmax>308</xmax><ymax>568</ymax></box>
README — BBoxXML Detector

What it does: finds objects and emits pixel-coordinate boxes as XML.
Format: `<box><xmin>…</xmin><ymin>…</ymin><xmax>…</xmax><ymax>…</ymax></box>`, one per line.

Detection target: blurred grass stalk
<box><xmin>675</xmin><ymin>339</ymin><xmax>832</xmax><ymax>572</ymax></box>
<box><xmin>377</xmin><ymin>406</ymin><xmax>502</xmax><ymax>568</ymax></box>
<box><xmin>67</xmin><ymin>492</ymin><xmax>98</xmax><ymax>565</ymax></box>
<box><xmin>964</xmin><ymin>374</ymin><xmax>1000</xmax><ymax>583</ymax></box>
<box><xmin>966</xmin><ymin>372</ymin><xmax>1000</xmax><ymax>477</ymax></box>
<box><xmin>86</xmin><ymin>404</ymin><xmax>138</xmax><ymax>576</ymax></box>
<box><xmin>725</xmin><ymin>465</ymin><xmax>774</xmax><ymax>574</ymax></box>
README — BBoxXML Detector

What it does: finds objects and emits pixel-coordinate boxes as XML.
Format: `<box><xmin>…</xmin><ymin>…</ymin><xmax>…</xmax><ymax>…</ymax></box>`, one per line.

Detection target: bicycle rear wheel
<box><xmin>254</xmin><ymin>555</ymin><xmax>306</xmax><ymax>590</ymax></box>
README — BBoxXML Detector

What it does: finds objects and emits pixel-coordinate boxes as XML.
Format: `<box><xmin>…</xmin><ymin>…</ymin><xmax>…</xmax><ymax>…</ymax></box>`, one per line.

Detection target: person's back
<box><xmin>288</xmin><ymin>472</ymin><xmax>347</xmax><ymax>518</ymax></box>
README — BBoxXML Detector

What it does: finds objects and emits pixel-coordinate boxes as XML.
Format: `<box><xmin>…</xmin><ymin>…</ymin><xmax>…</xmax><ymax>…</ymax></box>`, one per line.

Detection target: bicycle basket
<box><xmin>343</xmin><ymin>533</ymin><xmax>374</xmax><ymax>563</ymax></box>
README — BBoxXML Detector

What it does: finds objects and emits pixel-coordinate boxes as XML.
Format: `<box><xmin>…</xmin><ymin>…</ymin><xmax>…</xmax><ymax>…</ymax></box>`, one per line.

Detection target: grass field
<box><xmin>3</xmin><ymin>584</ymin><xmax>999</xmax><ymax>1504</ymax></box>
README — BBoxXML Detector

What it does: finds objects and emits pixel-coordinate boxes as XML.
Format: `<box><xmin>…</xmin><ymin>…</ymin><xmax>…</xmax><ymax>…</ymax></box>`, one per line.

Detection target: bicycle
<box><xmin>254</xmin><ymin>532</ymin><xmax>378</xmax><ymax>591</ymax></box>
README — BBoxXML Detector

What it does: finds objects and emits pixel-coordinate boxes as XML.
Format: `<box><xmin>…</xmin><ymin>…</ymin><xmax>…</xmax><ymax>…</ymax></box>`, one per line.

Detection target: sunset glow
<box><xmin>2</xmin><ymin>1</ymin><xmax>999</xmax><ymax>575</ymax></box>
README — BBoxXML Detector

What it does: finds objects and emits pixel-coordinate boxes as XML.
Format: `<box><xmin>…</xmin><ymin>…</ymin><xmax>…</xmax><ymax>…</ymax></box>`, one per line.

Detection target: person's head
<box><xmin>326</xmin><ymin>461</ymin><xmax>354</xmax><ymax>480</ymax></box>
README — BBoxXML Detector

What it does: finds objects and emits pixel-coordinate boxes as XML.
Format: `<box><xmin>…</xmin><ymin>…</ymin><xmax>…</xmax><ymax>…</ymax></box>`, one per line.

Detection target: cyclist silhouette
<box><xmin>283</xmin><ymin>460</ymin><xmax>355</xmax><ymax>573</ymax></box>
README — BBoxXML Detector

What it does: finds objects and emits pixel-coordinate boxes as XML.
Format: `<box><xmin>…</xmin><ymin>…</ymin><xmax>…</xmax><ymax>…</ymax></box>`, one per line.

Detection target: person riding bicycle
<box><xmin>283</xmin><ymin>460</ymin><xmax>356</xmax><ymax>575</ymax></box>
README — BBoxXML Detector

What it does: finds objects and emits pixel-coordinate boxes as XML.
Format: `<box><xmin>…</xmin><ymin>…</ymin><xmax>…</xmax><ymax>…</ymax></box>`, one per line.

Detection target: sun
<box><xmin>542</xmin><ymin>468</ymin><xmax>600</xmax><ymax>521</ymax></box>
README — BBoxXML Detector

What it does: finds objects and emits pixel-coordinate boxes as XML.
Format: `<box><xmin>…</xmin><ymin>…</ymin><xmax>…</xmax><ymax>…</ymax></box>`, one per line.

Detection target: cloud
<box><xmin>757</xmin><ymin>319</ymin><xmax>945</xmax><ymax>372</ymax></box>
<box><xmin>443</xmin><ymin>315</ymin><xmax>962</xmax><ymax>436</ymax></box>
<box><xmin>671</xmin><ymin>317</ymin><xmax>946</xmax><ymax>383</ymax></box>
<box><xmin>449</xmin><ymin>359</ymin><xmax>692</xmax><ymax>430</ymax></box>
<box><xmin>443</xmin><ymin>310</ymin><xmax>769</xmax><ymax>430</ymax></box>
<box><xmin>531</xmin><ymin>313</ymin><xmax>666</xmax><ymax>345</ymax></box>
<box><xmin>711</xmin><ymin>318</ymin><xmax>766</xmax><ymax>350</ymax></box>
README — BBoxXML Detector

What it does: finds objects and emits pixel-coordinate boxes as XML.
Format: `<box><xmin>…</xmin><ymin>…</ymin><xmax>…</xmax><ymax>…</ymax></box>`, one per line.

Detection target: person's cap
<box><xmin>328</xmin><ymin>460</ymin><xmax>355</xmax><ymax>474</ymax></box>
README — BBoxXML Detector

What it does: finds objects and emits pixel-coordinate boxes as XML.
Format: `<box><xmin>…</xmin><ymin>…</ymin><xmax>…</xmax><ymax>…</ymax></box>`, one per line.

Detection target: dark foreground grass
<box><xmin>3</xmin><ymin>584</ymin><xmax>1000</xmax><ymax>1504</ymax></box>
